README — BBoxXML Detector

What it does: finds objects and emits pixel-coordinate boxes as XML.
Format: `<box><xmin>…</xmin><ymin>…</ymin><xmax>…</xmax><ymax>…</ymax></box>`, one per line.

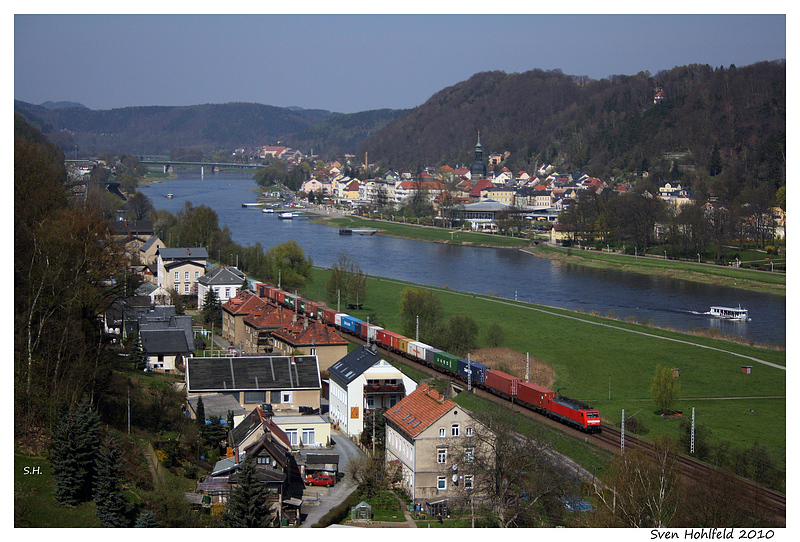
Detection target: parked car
<box><xmin>305</xmin><ymin>474</ymin><xmax>334</xmax><ymax>487</ymax></box>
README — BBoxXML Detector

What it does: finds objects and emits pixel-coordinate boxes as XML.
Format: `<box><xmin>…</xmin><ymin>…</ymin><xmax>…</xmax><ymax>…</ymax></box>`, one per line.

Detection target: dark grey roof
<box><xmin>187</xmin><ymin>393</ymin><xmax>247</xmax><ymax>419</ymax></box>
<box><xmin>139</xmin><ymin>236</ymin><xmax>162</xmax><ymax>252</ymax></box>
<box><xmin>108</xmin><ymin>219</ymin><xmax>154</xmax><ymax>237</ymax></box>
<box><xmin>197</xmin><ymin>266</ymin><xmax>246</xmax><ymax>286</ymax></box>
<box><xmin>141</xmin><ymin>328</ymin><xmax>192</xmax><ymax>355</ymax></box>
<box><xmin>157</xmin><ymin>247</ymin><xmax>209</xmax><ymax>260</ymax></box>
<box><xmin>327</xmin><ymin>345</ymin><xmax>383</xmax><ymax>387</ymax></box>
<box><xmin>186</xmin><ymin>355</ymin><xmax>321</xmax><ymax>393</ymax></box>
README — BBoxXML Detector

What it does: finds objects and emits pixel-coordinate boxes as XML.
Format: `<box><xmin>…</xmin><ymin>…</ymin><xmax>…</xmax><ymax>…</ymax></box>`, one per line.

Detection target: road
<box><xmin>299</xmin><ymin>428</ymin><xmax>366</xmax><ymax>527</ymax></box>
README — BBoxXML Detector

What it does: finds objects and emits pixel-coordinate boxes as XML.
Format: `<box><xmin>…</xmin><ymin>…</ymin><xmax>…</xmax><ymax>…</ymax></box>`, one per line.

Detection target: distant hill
<box><xmin>12</xmin><ymin>100</ymin><xmax>402</xmax><ymax>158</ymax></box>
<box><xmin>359</xmin><ymin>61</ymin><xmax>785</xmax><ymax>186</ymax></box>
<box><xmin>39</xmin><ymin>101</ymin><xmax>89</xmax><ymax>110</ymax></box>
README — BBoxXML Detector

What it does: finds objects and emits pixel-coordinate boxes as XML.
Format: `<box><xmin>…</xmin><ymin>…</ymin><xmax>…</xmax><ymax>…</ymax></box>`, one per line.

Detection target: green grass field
<box><xmin>300</xmin><ymin>267</ymin><xmax>785</xmax><ymax>460</ymax></box>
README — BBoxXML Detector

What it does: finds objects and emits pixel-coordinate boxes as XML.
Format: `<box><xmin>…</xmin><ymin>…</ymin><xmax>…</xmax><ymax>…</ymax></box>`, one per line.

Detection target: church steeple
<box><xmin>470</xmin><ymin>131</ymin><xmax>487</xmax><ymax>184</ymax></box>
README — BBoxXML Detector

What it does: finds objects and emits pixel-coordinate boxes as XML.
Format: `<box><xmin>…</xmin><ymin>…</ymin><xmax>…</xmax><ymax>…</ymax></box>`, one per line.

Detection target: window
<box><xmin>285</xmin><ymin>429</ymin><xmax>298</xmax><ymax>446</ymax></box>
<box><xmin>195</xmin><ymin>271</ymin><xmax>200</xmax><ymax>279</ymax></box>
<box><xmin>437</xmin><ymin>476</ymin><xmax>446</xmax><ymax>490</ymax></box>
<box><xmin>465</xmin><ymin>447</ymin><xmax>474</xmax><ymax>463</ymax></box>
<box><xmin>282</xmin><ymin>392</ymin><xmax>292</xmax><ymax>404</ymax></box>
<box><xmin>466</xmin><ymin>426</ymin><xmax>473</xmax><ymax>437</ymax></box>
<box><xmin>451</xmin><ymin>424</ymin><xmax>460</xmax><ymax>437</ymax></box>
<box><xmin>310</xmin><ymin>348</ymin><xmax>317</xmax><ymax>356</ymax></box>
<box><xmin>464</xmin><ymin>475</ymin><xmax>474</xmax><ymax>490</ymax></box>
<box><xmin>302</xmin><ymin>428</ymin><xmax>315</xmax><ymax>445</ymax></box>
<box><xmin>184</xmin><ymin>283</ymin><xmax>190</xmax><ymax>294</ymax></box>
<box><xmin>225</xmin><ymin>287</ymin><xmax>231</xmax><ymax>298</ymax></box>
<box><xmin>389</xmin><ymin>395</ymin><xmax>398</xmax><ymax>407</ymax></box>
<box><xmin>174</xmin><ymin>271</ymin><xmax>179</xmax><ymax>282</ymax></box>
<box><xmin>184</xmin><ymin>271</ymin><xmax>190</xmax><ymax>281</ymax></box>
<box><xmin>244</xmin><ymin>391</ymin><xmax>266</xmax><ymax>404</ymax></box>
<box><xmin>366</xmin><ymin>396</ymin><xmax>375</xmax><ymax>409</ymax></box>
<box><xmin>437</xmin><ymin>448</ymin><xmax>447</xmax><ymax>464</ymax></box>
<box><xmin>439</xmin><ymin>428</ymin><xmax>446</xmax><ymax>438</ymax></box>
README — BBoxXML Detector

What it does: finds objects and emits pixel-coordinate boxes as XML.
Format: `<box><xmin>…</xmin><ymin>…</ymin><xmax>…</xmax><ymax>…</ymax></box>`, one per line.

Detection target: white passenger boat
<box><xmin>708</xmin><ymin>305</ymin><xmax>750</xmax><ymax>321</ymax></box>
<box><xmin>262</xmin><ymin>208</ymin><xmax>274</xmax><ymax>214</ymax></box>
<box><xmin>278</xmin><ymin>212</ymin><xmax>294</xmax><ymax>219</ymax></box>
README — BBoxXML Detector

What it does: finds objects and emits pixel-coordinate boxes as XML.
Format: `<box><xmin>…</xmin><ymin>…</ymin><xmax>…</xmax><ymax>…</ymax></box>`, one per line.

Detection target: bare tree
<box><xmin>445</xmin><ymin>406</ymin><xmax>572</xmax><ymax>527</ymax></box>
<box><xmin>583</xmin><ymin>437</ymin><xmax>681</xmax><ymax>527</ymax></box>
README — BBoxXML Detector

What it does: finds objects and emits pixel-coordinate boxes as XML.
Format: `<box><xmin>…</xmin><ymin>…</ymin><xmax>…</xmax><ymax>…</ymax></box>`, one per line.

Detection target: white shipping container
<box><xmin>335</xmin><ymin>313</ymin><xmax>344</xmax><ymax>327</ymax></box>
<box><xmin>366</xmin><ymin>325</ymin><xmax>383</xmax><ymax>341</ymax></box>
<box><xmin>407</xmin><ymin>341</ymin><xmax>432</xmax><ymax>361</ymax></box>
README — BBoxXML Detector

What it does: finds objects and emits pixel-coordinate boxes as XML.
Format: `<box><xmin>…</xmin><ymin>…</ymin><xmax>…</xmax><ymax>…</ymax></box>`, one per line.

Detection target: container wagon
<box><xmin>485</xmin><ymin>370</ymin><xmax>520</xmax><ymax>397</ymax></box>
<box><xmin>456</xmin><ymin>358</ymin><xmax>488</xmax><ymax>384</ymax></box>
<box><xmin>433</xmin><ymin>351</ymin><xmax>460</xmax><ymax>373</ymax></box>
<box><xmin>407</xmin><ymin>341</ymin><xmax>433</xmax><ymax>363</ymax></box>
<box><xmin>516</xmin><ymin>382</ymin><xmax>556</xmax><ymax>411</ymax></box>
<box><xmin>339</xmin><ymin>315</ymin><xmax>362</xmax><ymax>334</ymax></box>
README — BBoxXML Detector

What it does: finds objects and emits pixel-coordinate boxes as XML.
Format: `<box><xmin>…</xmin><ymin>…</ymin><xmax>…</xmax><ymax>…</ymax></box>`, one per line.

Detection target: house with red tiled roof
<box><xmin>384</xmin><ymin>383</ymin><xmax>489</xmax><ymax>509</ymax></box>
<box><xmin>469</xmin><ymin>178</ymin><xmax>495</xmax><ymax>201</ymax></box>
<box><xmin>241</xmin><ymin>305</ymin><xmax>296</xmax><ymax>354</ymax></box>
<box><xmin>269</xmin><ymin>317</ymin><xmax>349</xmax><ymax>373</ymax></box>
<box><xmin>221</xmin><ymin>290</ymin><xmax>269</xmax><ymax>347</ymax></box>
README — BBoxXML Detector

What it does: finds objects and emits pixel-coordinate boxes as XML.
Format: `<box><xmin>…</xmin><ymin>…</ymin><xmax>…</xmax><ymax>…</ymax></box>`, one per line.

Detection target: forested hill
<box><xmin>360</xmin><ymin>61</ymin><xmax>785</xmax><ymax>186</ymax></box>
<box><xmin>12</xmin><ymin>100</ymin><xmax>404</xmax><ymax>157</ymax></box>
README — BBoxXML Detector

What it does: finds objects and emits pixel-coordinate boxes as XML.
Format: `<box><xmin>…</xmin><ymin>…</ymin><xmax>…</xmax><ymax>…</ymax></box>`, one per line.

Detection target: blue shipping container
<box><xmin>340</xmin><ymin>315</ymin><xmax>363</xmax><ymax>333</ymax></box>
<box><xmin>457</xmin><ymin>358</ymin><xmax>488</xmax><ymax>383</ymax></box>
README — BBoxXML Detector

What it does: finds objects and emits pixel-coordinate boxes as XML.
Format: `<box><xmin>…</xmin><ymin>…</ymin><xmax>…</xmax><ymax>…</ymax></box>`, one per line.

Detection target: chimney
<box><xmin>187</xmin><ymin>248</ymin><xmax>190</xmax><ymax>255</ymax></box>
<box><xmin>234</xmin><ymin>446</ymin><xmax>240</xmax><ymax>464</ymax></box>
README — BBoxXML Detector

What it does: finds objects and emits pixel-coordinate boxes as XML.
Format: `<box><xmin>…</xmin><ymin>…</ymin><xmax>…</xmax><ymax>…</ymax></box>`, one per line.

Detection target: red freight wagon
<box><xmin>486</xmin><ymin>370</ymin><xmax>520</xmax><ymax>397</ymax></box>
<box><xmin>376</xmin><ymin>329</ymin><xmax>401</xmax><ymax>350</ymax></box>
<box><xmin>305</xmin><ymin>301</ymin><xmax>318</xmax><ymax>316</ymax></box>
<box><xmin>517</xmin><ymin>381</ymin><xmax>556</xmax><ymax>411</ymax></box>
<box><xmin>319</xmin><ymin>307</ymin><xmax>339</xmax><ymax>325</ymax></box>
<box><xmin>276</xmin><ymin>291</ymin><xmax>285</xmax><ymax>304</ymax></box>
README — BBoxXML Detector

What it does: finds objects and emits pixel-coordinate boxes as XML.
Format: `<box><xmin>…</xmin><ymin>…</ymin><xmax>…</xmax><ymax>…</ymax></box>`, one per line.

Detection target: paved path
<box><xmin>299</xmin><ymin>429</ymin><xmax>365</xmax><ymax>527</ymax></box>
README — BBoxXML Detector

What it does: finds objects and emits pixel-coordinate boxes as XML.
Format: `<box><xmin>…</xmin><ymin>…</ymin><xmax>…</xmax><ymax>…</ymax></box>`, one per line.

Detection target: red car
<box><xmin>305</xmin><ymin>474</ymin><xmax>334</xmax><ymax>487</ymax></box>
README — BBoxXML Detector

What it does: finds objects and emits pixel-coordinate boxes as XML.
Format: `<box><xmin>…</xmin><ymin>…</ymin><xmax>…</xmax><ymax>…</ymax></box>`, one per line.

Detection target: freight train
<box><xmin>255</xmin><ymin>283</ymin><xmax>602</xmax><ymax>433</ymax></box>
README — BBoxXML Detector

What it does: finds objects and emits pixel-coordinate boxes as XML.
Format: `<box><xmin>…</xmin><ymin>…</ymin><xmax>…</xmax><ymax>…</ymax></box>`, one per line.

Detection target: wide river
<box><xmin>144</xmin><ymin>170</ymin><xmax>786</xmax><ymax>346</ymax></box>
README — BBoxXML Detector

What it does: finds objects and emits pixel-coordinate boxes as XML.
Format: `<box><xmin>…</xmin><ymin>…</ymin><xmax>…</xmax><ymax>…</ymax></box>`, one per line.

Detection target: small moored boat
<box><xmin>708</xmin><ymin>305</ymin><xmax>750</xmax><ymax>321</ymax></box>
<box><xmin>339</xmin><ymin>228</ymin><xmax>377</xmax><ymax>235</ymax></box>
<box><xmin>278</xmin><ymin>212</ymin><xmax>294</xmax><ymax>219</ymax></box>
<box><xmin>262</xmin><ymin>208</ymin><xmax>274</xmax><ymax>214</ymax></box>
<box><xmin>166</xmin><ymin>193</ymin><xmax>174</xmax><ymax>199</ymax></box>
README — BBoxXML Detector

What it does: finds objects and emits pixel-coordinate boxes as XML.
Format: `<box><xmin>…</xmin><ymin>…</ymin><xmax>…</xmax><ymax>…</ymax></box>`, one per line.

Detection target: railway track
<box><xmin>350</xmin><ymin>335</ymin><xmax>786</xmax><ymax>521</ymax></box>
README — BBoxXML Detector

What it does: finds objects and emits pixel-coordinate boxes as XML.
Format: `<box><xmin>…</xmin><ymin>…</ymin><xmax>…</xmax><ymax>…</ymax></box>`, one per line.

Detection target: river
<box><xmin>143</xmin><ymin>170</ymin><xmax>786</xmax><ymax>346</ymax></box>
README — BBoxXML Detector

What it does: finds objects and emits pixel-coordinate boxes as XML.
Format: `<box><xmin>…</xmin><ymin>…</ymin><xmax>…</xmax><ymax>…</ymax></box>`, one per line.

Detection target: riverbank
<box><xmin>528</xmin><ymin>243</ymin><xmax>786</xmax><ymax>296</ymax></box>
<box><xmin>304</xmin><ymin>207</ymin><xmax>785</xmax><ymax>296</ymax></box>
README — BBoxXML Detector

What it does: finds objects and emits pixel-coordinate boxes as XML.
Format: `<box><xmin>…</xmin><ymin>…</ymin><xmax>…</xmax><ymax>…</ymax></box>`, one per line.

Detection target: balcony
<box><xmin>363</xmin><ymin>383</ymin><xmax>405</xmax><ymax>394</ymax></box>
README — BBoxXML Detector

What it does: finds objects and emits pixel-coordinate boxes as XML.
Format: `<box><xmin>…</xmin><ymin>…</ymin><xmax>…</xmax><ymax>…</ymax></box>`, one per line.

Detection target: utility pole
<box><xmin>621</xmin><ymin>409</ymin><xmax>625</xmax><ymax>454</ymax></box>
<box><xmin>525</xmin><ymin>352</ymin><xmax>529</xmax><ymax>382</ymax></box>
<box><xmin>691</xmin><ymin>407</ymin><xmax>696</xmax><ymax>455</ymax></box>
<box><xmin>415</xmin><ymin>315</ymin><xmax>419</xmax><ymax>342</ymax></box>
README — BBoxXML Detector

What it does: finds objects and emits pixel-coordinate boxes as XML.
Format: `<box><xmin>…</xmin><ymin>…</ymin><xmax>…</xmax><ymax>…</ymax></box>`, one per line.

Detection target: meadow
<box><xmin>300</xmin><ymin>267</ymin><xmax>786</xmax><ymax>459</ymax></box>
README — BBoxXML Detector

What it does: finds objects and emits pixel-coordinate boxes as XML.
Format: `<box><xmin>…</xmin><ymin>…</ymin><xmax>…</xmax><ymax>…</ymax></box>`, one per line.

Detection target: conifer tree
<box><xmin>94</xmin><ymin>432</ymin><xmax>130</xmax><ymax>527</ymax></box>
<box><xmin>224</xmin><ymin>454</ymin><xmax>274</xmax><ymax>527</ymax></box>
<box><xmin>52</xmin><ymin>397</ymin><xmax>100</xmax><ymax>505</ymax></box>
<box><xmin>195</xmin><ymin>396</ymin><xmax>206</xmax><ymax>428</ymax></box>
<box><xmin>134</xmin><ymin>510</ymin><xmax>160</xmax><ymax>528</ymax></box>
<box><xmin>128</xmin><ymin>332</ymin><xmax>148</xmax><ymax>371</ymax></box>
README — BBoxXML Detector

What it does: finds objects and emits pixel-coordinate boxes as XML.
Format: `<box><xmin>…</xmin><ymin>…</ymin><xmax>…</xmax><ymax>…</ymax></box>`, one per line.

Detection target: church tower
<box><xmin>469</xmin><ymin>132</ymin><xmax>487</xmax><ymax>189</ymax></box>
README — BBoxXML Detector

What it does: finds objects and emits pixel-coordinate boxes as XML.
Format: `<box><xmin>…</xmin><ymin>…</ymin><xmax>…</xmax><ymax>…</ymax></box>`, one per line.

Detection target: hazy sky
<box><xmin>14</xmin><ymin>10</ymin><xmax>786</xmax><ymax>113</ymax></box>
